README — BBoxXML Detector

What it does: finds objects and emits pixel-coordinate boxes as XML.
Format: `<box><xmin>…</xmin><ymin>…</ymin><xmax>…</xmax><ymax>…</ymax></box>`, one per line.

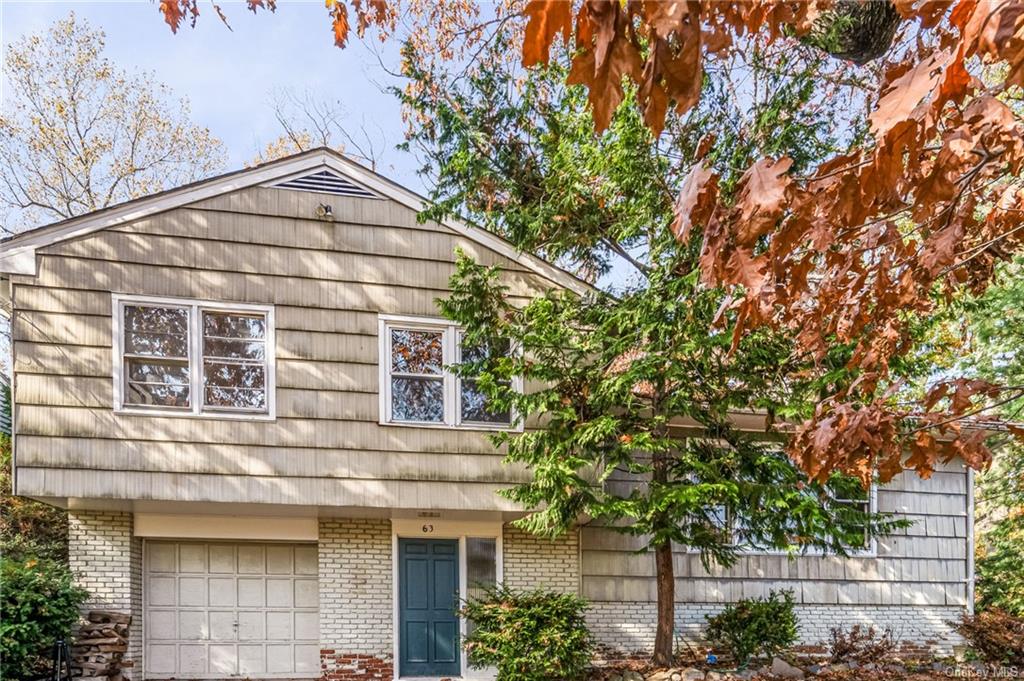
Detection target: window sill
<box><xmin>114</xmin><ymin>407</ymin><xmax>276</xmax><ymax>422</ymax></box>
<box><xmin>378</xmin><ymin>419</ymin><xmax>522</xmax><ymax>433</ymax></box>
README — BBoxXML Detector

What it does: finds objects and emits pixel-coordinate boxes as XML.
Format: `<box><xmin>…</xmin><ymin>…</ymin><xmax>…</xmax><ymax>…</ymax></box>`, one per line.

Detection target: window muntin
<box><xmin>380</xmin><ymin>316</ymin><xmax>517</xmax><ymax>429</ymax></box>
<box><xmin>115</xmin><ymin>296</ymin><xmax>274</xmax><ymax>418</ymax></box>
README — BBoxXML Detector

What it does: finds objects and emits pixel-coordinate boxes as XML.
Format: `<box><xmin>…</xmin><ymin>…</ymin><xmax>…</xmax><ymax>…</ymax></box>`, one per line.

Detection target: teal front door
<box><xmin>399</xmin><ymin>538</ymin><xmax>461</xmax><ymax>677</ymax></box>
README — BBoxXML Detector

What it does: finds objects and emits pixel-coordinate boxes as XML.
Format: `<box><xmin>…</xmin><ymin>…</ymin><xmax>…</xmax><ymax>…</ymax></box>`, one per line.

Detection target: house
<box><xmin>1</xmin><ymin>148</ymin><xmax>973</xmax><ymax>680</ymax></box>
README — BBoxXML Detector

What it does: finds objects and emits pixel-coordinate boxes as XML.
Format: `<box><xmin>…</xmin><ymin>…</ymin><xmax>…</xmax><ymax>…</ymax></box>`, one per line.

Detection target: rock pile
<box><xmin>72</xmin><ymin>611</ymin><xmax>131</xmax><ymax>681</ymax></box>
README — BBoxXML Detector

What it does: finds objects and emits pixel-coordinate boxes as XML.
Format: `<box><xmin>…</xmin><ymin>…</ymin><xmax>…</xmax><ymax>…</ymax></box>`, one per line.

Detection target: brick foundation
<box><xmin>68</xmin><ymin>510</ymin><xmax>143</xmax><ymax>677</ymax></box>
<box><xmin>319</xmin><ymin>520</ymin><xmax>393</xmax><ymax>680</ymax></box>
<box><xmin>587</xmin><ymin>602</ymin><xmax>965</xmax><ymax>658</ymax></box>
<box><xmin>320</xmin><ymin>650</ymin><xmax>393</xmax><ymax>681</ymax></box>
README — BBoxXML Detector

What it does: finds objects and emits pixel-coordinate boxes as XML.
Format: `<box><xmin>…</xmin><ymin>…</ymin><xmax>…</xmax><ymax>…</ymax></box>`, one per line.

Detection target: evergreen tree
<box><xmin>402</xmin><ymin>35</ymin><xmax>906</xmax><ymax>664</ymax></box>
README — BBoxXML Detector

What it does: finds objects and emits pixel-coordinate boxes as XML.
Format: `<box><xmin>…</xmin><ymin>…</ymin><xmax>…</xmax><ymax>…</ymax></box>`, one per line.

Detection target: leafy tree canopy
<box><xmin>0</xmin><ymin>13</ymin><xmax>226</xmax><ymax>233</ymax></box>
<box><xmin>403</xmin><ymin>33</ymin><xmax>907</xmax><ymax>663</ymax></box>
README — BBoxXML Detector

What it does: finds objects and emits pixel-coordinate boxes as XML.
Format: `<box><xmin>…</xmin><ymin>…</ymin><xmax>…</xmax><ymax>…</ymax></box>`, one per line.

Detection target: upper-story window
<box><xmin>378</xmin><ymin>315</ymin><xmax>517</xmax><ymax>429</ymax></box>
<box><xmin>113</xmin><ymin>295</ymin><xmax>275</xmax><ymax>419</ymax></box>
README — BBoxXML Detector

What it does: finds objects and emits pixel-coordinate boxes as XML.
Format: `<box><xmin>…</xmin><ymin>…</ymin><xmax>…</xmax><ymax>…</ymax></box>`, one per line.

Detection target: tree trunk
<box><xmin>653</xmin><ymin>539</ymin><xmax>676</xmax><ymax>667</ymax></box>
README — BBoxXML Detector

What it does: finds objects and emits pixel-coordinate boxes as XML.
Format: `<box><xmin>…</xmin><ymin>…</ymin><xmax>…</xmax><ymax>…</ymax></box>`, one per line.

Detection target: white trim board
<box><xmin>0</xmin><ymin>148</ymin><xmax>593</xmax><ymax>297</ymax></box>
<box><xmin>134</xmin><ymin>513</ymin><xmax>318</xmax><ymax>541</ymax></box>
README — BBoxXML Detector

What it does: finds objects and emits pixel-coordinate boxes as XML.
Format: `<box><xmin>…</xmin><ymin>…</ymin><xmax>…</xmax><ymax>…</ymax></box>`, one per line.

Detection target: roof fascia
<box><xmin>0</xmin><ymin>148</ymin><xmax>594</xmax><ymax>297</ymax></box>
<box><xmin>0</xmin><ymin>152</ymin><xmax>333</xmax><ymax>276</ymax></box>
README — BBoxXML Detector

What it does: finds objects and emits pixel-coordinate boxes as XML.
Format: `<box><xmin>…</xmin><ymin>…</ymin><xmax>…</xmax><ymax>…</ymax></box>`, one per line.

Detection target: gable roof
<box><xmin>0</xmin><ymin>147</ymin><xmax>592</xmax><ymax>296</ymax></box>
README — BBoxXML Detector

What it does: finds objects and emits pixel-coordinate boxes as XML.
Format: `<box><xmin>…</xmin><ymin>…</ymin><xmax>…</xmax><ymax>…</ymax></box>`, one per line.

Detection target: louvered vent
<box><xmin>274</xmin><ymin>170</ymin><xmax>380</xmax><ymax>199</ymax></box>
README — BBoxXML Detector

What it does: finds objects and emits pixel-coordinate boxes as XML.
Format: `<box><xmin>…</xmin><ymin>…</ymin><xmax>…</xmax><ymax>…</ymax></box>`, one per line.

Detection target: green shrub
<box><xmin>976</xmin><ymin>511</ymin><xmax>1024</xmax><ymax>617</ymax></box>
<box><xmin>1</xmin><ymin>436</ymin><xmax>69</xmax><ymax>563</ymax></box>
<box><xmin>460</xmin><ymin>585</ymin><xmax>592</xmax><ymax>681</ymax></box>
<box><xmin>0</xmin><ymin>556</ymin><xmax>88</xmax><ymax>680</ymax></box>
<box><xmin>953</xmin><ymin>609</ymin><xmax>1024</xmax><ymax>666</ymax></box>
<box><xmin>704</xmin><ymin>590</ymin><xmax>798</xmax><ymax>668</ymax></box>
<box><xmin>827</xmin><ymin>624</ymin><xmax>897</xmax><ymax>664</ymax></box>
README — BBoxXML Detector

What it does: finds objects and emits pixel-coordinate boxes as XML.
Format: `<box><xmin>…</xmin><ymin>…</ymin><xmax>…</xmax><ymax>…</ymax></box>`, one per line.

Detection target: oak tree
<box><xmin>0</xmin><ymin>13</ymin><xmax>226</xmax><ymax>233</ymax></box>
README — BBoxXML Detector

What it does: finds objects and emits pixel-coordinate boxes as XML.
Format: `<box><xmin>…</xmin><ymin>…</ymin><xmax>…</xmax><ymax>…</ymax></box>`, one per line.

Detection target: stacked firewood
<box><xmin>72</xmin><ymin>611</ymin><xmax>131</xmax><ymax>681</ymax></box>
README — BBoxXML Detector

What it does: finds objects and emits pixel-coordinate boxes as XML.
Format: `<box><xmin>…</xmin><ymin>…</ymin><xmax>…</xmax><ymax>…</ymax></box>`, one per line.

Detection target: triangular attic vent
<box><xmin>273</xmin><ymin>169</ymin><xmax>380</xmax><ymax>199</ymax></box>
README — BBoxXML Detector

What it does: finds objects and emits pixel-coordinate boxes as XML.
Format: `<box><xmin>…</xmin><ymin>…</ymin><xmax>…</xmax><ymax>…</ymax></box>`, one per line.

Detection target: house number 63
<box><xmin>421</xmin><ymin>524</ymin><xmax>434</xmax><ymax>533</ymax></box>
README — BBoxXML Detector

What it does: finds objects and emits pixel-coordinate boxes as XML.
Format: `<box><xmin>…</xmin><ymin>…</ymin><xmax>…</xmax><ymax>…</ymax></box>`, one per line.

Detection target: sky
<box><xmin>0</xmin><ymin>0</ymin><xmax>424</xmax><ymax>190</ymax></box>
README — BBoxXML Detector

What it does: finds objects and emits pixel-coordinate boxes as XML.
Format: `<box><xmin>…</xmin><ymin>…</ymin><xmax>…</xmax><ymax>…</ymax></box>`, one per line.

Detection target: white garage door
<box><xmin>145</xmin><ymin>542</ymin><xmax>319</xmax><ymax>678</ymax></box>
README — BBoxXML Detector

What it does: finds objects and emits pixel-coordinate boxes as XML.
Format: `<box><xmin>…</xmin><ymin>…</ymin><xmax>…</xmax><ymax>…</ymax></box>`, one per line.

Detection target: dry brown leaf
<box><xmin>522</xmin><ymin>0</ymin><xmax>574</xmax><ymax>67</ymax></box>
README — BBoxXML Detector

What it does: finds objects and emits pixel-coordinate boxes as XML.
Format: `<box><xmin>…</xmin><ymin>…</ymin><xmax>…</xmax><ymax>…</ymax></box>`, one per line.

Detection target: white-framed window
<box><xmin>378</xmin><ymin>314</ymin><xmax>519</xmax><ymax>429</ymax></box>
<box><xmin>113</xmin><ymin>294</ymin><xmax>276</xmax><ymax>419</ymax></box>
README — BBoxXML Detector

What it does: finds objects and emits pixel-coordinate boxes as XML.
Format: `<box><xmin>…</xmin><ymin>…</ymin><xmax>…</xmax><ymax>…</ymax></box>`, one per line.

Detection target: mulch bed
<box><xmin>588</xmin><ymin>657</ymin><xmax>972</xmax><ymax>680</ymax></box>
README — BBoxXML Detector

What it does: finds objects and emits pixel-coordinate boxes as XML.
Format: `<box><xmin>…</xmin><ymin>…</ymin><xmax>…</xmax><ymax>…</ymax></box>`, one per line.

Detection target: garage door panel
<box><xmin>267</xmin><ymin>578</ymin><xmax>293</xmax><ymax>607</ymax></box>
<box><xmin>209</xmin><ymin>611</ymin><xmax>236</xmax><ymax>639</ymax></box>
<box><xmin>295</xmin><ymin>579</ymin><xmax>318</xmax><ymax>607</ymax></box>
<box><xmin>210</xmin><ymin>644</ymin><xmax>237</xmax><ymax>674</ymax></box>
<box><xmin>238</xmin><ymin>545</ymin><xmax>265</xmax><ymax>573</ymax></box>
<box><xmin>267</xmin><ymin>644</ymin><xmax>294</xmax><ymax>674</ymax></box>
<box><xmin>210</xmin><ymin>544</ymin><xmax>236</xmax><ymax>573</ymax></box>
<box><xmin>295</xmin><ymin>611</ymin><xmax>318</xmax><ymax>639</ymax></box>
<box><xmin>295</xmin><ymin>644</ymin><xmax>319</xmax><ymax>674</ymax></box>
<box><xmin>149</xmin><ymin>543</ymin><xmax>177</xmax><ymax>572</ymax></box>
<box><xmin>209</xmin><ymin>577</ymin><xmax>236</xmax><ymax>606</ymax></box>
<box><xmin>267</xmin><ymin>545</ymin><xmax>293</xmax><ymax>573</ymax></box>
<box><xmin>148</xmin><ymin>576</ymin><xmax>177</xmax><ymax>606</ymax></box>
<box><xmin>178</xmin><ymin>577</ymin><xmax>207</xmax><ymax>606</ymax></box>
<box><xmin>238</xmin><ymin>610</ymin><xmax>265</xmax><ymax>639</ymax></box>
<box><xmin>238</xmin><ymin>577</ymin><xmax>266</xmax><ymax>606</ymax></box>
<box><xmin>239</xmin><ymin>644</ymin><xmax>266</xmax><ymax>674</ymax></box>
<box><xmin>180</xmin><ymin>544</ymin><xmax>208</xmax><ymax>572</ymax></box>
<box><xmin>145</xmin><ymin>541</ymin><xmax>318</xmax><ymax>679</ymax></box>
<box><xmin>295</xmin><ymin>546</ymin><xmax>317</xmax><ymax>574</ymax></box>
<box><xmin>179</xmin><ymin>644</ymin><xmax>208</xmax><ymax>674</ymax></box>
<box><xmin>148</xmin><ymin>644</ymin><xmax>177</xmax><ymax>674</ymax></box>
<box><xmin>267</xmin><ymin>611</ymin><xmax>293</xmax><ymax>639</ymax></box>
<box><xmin>178</xmin><ymin>610</ymin><xmax>208</xmax><ymax>639</ymax></box>
<box><xmin>147</xmin><ymin>610</ymin><xmax>177</xmax><ymax>640</ymax></box>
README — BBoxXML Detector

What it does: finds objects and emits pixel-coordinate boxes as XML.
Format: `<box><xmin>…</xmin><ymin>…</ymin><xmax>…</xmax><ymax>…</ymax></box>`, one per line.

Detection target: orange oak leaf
<box><xmin>159</xmin><ymin>0</ymin><xmax>190</xmax><ymax>33</ymax></box>
<box><xmin>326</xmin><ymin>0</ymin><xmax>351</xmax><ymax>48</ymax></box>
<box><xmin>567</xmin><ymin>7</ymin><xmax>643</xmax><ymax>132</ymax></box>
<box><xmin>522</xmin><ymin>0</ymin><xmax>574</xmax><ymax>67</ymax></box>
<box><xmin>732</xmin><ymin>157</ymin><xmax>793</xmax><ymax>246</ymax></box>
<box><xmin>869</xmin><ymin>49</ymin><xmax>952</xmax><ymax>138</ymax></box>
<box><xmin>671</xmin><ymin>164</ymin><xmax>718</xmax><ymax>243</ymax></box>
<box><xmin>641</xmin><ymin>0</ymin><xmax>689</xmax><ymax>37</ymax></box>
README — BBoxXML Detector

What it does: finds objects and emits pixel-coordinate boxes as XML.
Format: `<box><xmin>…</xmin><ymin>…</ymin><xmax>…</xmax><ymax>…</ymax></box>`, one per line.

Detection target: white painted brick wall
<box><xmin>68</xmin><ymin>510</ymin><xmax>143</xmax><ymax>677</ymax></box>
<box><xmin>319</xmin><ymin>519</ymin><xmax>393</xmax><ymax>656</ymax></box>
<box><xmin>587</xmin><ymin>602</ymin><xmax>965</xmax><ymax>657</ymax></box>
<box><xmin>503</xmin><ymin>526</ymin><xmax>580</xmax><ymax>594</ymax></box>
